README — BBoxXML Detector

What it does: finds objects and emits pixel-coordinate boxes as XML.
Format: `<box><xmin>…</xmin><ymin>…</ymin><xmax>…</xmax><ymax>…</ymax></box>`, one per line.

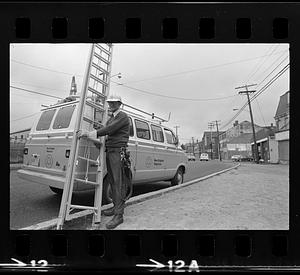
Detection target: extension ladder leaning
<box><xmin>56</xmin><ymin>43</ymin><xmax>113</xmax><ymax>230</ymax></box>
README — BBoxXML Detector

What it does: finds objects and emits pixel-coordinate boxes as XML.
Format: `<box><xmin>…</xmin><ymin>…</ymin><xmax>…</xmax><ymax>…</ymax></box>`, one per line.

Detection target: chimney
<box><xmin>69</xmin><ymin>76</ymin><xmax>77</xmax><ymax>96</ymax></box>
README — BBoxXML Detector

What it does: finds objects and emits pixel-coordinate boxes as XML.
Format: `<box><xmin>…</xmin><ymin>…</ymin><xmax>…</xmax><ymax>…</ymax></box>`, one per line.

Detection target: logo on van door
<box><xmin>145</xmin><ymin>156</ymin><xmax>153</xmax><ymax>168</ymax></box>
<box><xmin>45</xmin><ymin>154</ymin><xmax>53</xmax><ymax>168</ymax></box>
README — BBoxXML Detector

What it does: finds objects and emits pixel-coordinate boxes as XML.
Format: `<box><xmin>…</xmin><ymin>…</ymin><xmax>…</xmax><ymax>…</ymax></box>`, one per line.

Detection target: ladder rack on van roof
<box><xmin>122</xmin><ymin>103</ymin><xmax>171</xmax><ymax>123</ymax></box>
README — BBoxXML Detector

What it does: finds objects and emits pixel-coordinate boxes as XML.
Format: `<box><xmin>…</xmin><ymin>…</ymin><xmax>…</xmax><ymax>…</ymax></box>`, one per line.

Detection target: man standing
<box><xmin>79</xmin><ymin>95</ymin><xmax>130</xmax><ymax>229</ymax></box>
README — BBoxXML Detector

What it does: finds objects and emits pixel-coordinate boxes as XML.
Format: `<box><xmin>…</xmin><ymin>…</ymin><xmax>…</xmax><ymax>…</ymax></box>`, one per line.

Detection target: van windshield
<box><xmin>53</xmin><ymin>105</ymin><xmax>76</xmax><ymax>129</ymax></box>
<box><xmin>36</xmin><ymin>109</ymin><xmax>56</xmax><ymax>131</ymax></box>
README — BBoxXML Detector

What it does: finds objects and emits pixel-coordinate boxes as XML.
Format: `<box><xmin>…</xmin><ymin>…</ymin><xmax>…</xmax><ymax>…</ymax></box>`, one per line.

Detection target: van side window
<box><xmin>36</xmin><ymin>109</ymin><xmax>56</xmax><ymax>131</ymax></box>
<box><xmin>129</xmin><ymin>117</ymin><xmax>134</xmax><ymax>137</ymax></box>
<box><xmin>151</xmin><ymin>125</ymin><xmax>164</xmax><ymax>142</ymax></box>
<box><xmin>135</xmin><ymin>119</ymin><xmax>150</xmax><ymax>140</ymax></box>
<box><xmin>53</xmin><ymin>105</ymin><xmax>76</xmax><ymax>129</ymax></box>
<box><xmin>164</xmin><ymin>128</ymin><xmax>176</xmax><ymax>144</ymax></box>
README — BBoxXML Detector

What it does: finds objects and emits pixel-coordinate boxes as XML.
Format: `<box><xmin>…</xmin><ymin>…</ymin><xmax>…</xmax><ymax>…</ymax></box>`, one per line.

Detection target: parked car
<box><xmin>240</xmin><ymin>156</ymin><xmax>254</xmax><ymax>162</ymax></box>
<box><xmin>187</xmin><ymin>153</ymin><xmax>196</xmax><ymax>161</ymax></box>
<box><xmin>200</xmin><ymin>153</ymin><xmax>209</xmax><ymax>161</ymax></box>
<box><xmin>231</xmin><ymin>155</ymin><xmax>242</xmax><ymax>162</ymax></box>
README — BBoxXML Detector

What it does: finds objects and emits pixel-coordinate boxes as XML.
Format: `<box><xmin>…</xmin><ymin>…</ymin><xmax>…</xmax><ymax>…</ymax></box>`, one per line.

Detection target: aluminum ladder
<box><xmin>56</xmin><ymin>43</ymin><xmax>113</xmax><ymax>230</ymax></box>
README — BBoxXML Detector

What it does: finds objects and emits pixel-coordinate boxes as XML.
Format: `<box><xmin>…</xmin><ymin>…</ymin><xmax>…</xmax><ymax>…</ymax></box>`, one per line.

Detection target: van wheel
<box><xmin>171</xmin><ymin>168</ymin><xmax>184</xmax><ymax>186</ymax></box>
<box><xmin>49</xmin><ymin>186</ymin><xmax>63</xmax><ymax>195</ymax></box>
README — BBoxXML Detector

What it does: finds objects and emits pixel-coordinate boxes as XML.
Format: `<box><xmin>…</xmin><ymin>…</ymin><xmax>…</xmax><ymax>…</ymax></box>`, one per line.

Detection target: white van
<box><xmin>17</xmin><ymin>99</ymin><xmax>188</xmax><ymax>204</ymax></box>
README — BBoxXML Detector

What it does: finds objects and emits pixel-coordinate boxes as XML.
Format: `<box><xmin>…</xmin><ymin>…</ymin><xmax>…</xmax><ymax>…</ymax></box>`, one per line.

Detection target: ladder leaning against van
<box><xmin>56</xmin><ymin>43</ymin><xmax>113</xmax><ymax>230</ymax></box>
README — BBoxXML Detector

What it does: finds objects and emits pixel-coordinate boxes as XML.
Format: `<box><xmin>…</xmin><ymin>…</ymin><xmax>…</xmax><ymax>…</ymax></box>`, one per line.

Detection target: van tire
<box><xmin>171</xmin><ymin>167</ymin><xmax>184</xmax><ymax>186</ymax></box>
<box><xmin>49</xmin><ymin>186</ymin><xmax>63</xmax><ymax>195</ymax></box>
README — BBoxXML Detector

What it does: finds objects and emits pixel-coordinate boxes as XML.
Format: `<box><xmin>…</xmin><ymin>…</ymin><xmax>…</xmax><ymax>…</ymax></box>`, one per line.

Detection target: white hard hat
<box><xmin>106</xmin><ymin>94</ymin><xmax>122</xmax><ymax>103</ymax></box>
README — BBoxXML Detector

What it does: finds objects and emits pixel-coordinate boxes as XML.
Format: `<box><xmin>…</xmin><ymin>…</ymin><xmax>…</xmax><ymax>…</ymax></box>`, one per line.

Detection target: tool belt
<box><xmin>120</xmin><ymin>147</ymin><xmax>133</xmax><ymax>201</ymax></box>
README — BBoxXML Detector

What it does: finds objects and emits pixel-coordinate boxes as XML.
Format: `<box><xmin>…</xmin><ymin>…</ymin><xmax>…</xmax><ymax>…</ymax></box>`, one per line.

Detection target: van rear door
<box><xmin>25</xmin><ymin>109</ymin><xmax>57</xmax><ymax>169</ymax></box>
<box><xmin>43</xmin><ymin>104</ymin><xmax>76</xmax><ymax>174</ymax></box>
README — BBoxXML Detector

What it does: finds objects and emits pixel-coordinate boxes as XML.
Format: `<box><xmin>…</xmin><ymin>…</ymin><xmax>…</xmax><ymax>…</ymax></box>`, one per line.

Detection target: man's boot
<box><xmin>102</xmin><ymin>207</ymin><xmax>115</xmax><ymax>216</ymax></box>
<box><xmin>106</xmin><ymin>214</ymin><xmax>123</xmax><ymax>229</ymax></box>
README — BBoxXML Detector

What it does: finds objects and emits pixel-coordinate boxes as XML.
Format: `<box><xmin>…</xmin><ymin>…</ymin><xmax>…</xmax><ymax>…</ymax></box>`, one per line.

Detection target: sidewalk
<box><xmin>61</xmin><ymin>163</ymin><xmax>289</xmax><ymax>230</ymax></box>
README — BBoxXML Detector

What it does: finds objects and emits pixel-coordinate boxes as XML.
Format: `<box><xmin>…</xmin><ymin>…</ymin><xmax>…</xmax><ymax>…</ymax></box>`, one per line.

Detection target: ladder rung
<box><xmin>95</xmin><ymin>44</ymin><xmax>111</xmax><ymax>56</ymax></box>
<box><xmin>94</xmin><ymin>52</ymin><xmax>110</xmax><ymax>65</ymax></box>
<box><xmin>86</xmin><ymin>100</ymin><xmax>105</xmax><ymax>112</ymax></box>
<box><xmin>77</xmin><ymin>156</ymin><xmax>98</xmax><ymax>164</ymax></box>
<box><xmin>69</xmin><ymin>204</ymin><xmax>98</xmax><ymax>211</ymax></box>
<box><xmin>87</xmin><ymin>86</ymin><xmax>106</xmax><ymax>99</ymax></box>
<box><xmin>74</xmin><ymin>178</ymin><xmax>99</xmax><ymax>185</ymax></box>
<box><xmin>90</xmin><ymin>74</ymin><xmax>108</xmax><ymax>87</ymax></box>
<box><xmin>92</xmin><ymin>62</ymin><xmax>109</xmax><ymax>75</ymax></box>
<box><xmin>82</xmin><ymin>116</ymin><xmax>103</xmax><ymax>127</ymax></box>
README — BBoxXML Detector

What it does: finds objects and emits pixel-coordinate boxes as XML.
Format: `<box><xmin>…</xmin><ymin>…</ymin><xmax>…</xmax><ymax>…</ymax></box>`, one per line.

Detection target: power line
<box><xmin>220</xmin><ymin>63</ymin><xmax>289</xmax><ymax>130</ymax></box>
<box><xmin>220</xmin><ymin>56</ymin><xmax>289</xmax><ymax>130</ymax></box>
<box><xmin>10</xmin><ymin>59</ymin><xmax>84</xmax><ymax>78</ymax></box>
<box><xmin>119</xmin><ymin>50</ymin><xmax>288</xmax><ymax>85</ymax></box>
<box><xmin>11</xmin><ymin>81</ymin><xmax>67</xmax><ymax>94</ymax></box>
<box><xmin>11</xmin><ymin>112</ymin><xmax>40</xmax><ymax>122</ymax></box>
<box><xmin>245</xmin><ymin>44</ymin><xmax>280</xmax><ymax>83</ymax></box>
<box><xmin>255</xmin><ymin>98</ymin><xmax>267</xmax><ymax>127</ymax></box>
<box><xmin>10</xmin><ymin>85</ymin><xmax>63</xmax><ymax>100</ymax></box>
<box><xmin>255</xmin><ymin>55</ymin><xmax>289</xmax><ymax>89</ymax></box>
<box><xmin>112</xmin><ymin>81</ymin><xmax>238</xmax><ymax>101</ymax></box>
<box><xmin>256</xmin><ymin>51</ymin><xmax>289</xmax><ymax>84</ymax></box>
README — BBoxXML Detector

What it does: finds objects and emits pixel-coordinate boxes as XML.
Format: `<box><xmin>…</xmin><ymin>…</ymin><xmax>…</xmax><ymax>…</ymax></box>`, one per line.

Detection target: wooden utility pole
<box><xmin>174</xmin><ymin>125</ymin><xmax>180</xmax><ymax>140</ymax></box>
<box><xmin>192</xmin><ymin>137</ymin><xmax>195</xmax><ymax>155</ymax></box>
<box><xmin>235</xmin><ymin>84</ymin><xmax>259</xmax><ymax>164</ymax></box>
<box><xmin>208</xmin><ymin>122</ymin><xmax>214</xmax><ymax>159</ymax></box>
<box><xmin>214</xmin><ymin>120</ymin><xmax>222</xmax><ymax>161</ymax></box>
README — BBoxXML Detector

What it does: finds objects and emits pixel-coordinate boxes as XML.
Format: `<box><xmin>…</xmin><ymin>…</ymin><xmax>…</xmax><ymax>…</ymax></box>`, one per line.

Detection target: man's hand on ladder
<box><xmin>77</xmin><ymin>129</ymin><xmax>97</xmax><ymax>139</ymax></box>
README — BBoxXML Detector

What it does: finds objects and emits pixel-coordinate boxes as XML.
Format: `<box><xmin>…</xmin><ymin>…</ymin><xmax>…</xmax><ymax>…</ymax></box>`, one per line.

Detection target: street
<box><xmin>10</xmin><ymin>160</ymin><xmax>234</xmax><ymax>229</ymax></box>
<box><xmin>77</xmin><ymin>162</ymin><xmax>288</xmax><ymax>230</ymax></box>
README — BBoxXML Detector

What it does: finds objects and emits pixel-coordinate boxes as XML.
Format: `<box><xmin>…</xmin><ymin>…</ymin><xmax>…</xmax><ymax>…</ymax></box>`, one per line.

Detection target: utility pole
<box><xmin>235</xmin><ymin>84</ymin><xmax>259</xmax><ymax>164</ymax></box>
<box><xmin>214</xmin><ymin>120</ymin><xmax>222</xmax><ymax>161</ymax></box>
<box><xmin>208</xmin><ymin>122</ymin><xmax>214</xmax><ymax>159</ymax></box>
<box><xmin>174</xmin><ymin>126</ymin><xmax>180</xmax><ymax>140</ymax></box>
<box><xmin>191</xmin><ymin>137</ymin><xmax>195</xmax><ymax>155</ymax></box>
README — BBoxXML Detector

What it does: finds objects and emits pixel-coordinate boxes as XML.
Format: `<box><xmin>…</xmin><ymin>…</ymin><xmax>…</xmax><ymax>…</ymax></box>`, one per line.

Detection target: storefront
<box><xmin>275</xmin><ymin>130</ymin><xmax>289</xmax><ymax>164</ymax></box>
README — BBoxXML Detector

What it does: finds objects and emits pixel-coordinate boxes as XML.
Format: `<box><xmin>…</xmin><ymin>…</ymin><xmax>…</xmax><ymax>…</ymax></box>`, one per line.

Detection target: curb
<box><xmin>10</xmin><ymin>164</ymin><xmax>23</xmax><ymax>170</ymax></box>
<box><xmin>19</xmin><ymin>163</ymin><xmax>240</xmax><ymax>230</ymax></box>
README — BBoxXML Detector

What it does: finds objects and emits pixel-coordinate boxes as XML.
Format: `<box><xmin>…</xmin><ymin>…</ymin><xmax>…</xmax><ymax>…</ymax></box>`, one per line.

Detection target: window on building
<box><xmin>135</xmin><ymin>119</ymin><xmax>150</xmax><ymax>140</ymax></box>
<box><xmin>36</xmin><ymin>109</ymin><xmax>56</xmax><ymax>131</ymax></box>
<box><xmin>53</xmin><ymin>105</ymin><xmax>76</xmax><ymax>129</ymax></box>
<box><xmin>151</xmin><ymin>125</ymin><xmax>164</xmax><ymax>142</ymax></box>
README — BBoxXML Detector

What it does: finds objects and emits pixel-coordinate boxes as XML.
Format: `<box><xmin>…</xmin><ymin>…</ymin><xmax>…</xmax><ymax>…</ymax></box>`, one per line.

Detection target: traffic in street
<box><xmin>10</xmin><ymin>160</ymin><xmax>234</xmax><ymax>229</ymax></box>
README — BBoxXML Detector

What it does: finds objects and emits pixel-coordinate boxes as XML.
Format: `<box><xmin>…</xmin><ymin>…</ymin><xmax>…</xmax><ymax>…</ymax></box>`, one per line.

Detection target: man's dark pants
<box><xmin>106</xmin><ymin>148</ymin><xmax>126</xmax><ymax>215</ymax></box>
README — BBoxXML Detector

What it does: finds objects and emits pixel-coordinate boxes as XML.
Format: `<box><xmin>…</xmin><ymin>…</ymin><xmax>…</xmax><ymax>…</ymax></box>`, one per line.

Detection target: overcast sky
<box><xmin>10</xmin><ymin>43</ymin><xmax>289</xmax><ymax>144</ymax></box>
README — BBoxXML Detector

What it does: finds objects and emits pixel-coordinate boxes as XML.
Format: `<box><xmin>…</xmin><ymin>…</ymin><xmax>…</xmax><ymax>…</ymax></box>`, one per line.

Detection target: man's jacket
<box><xmin>96</xmin><ymin>111</ymin><xmax>130</xmax><ymax>148</ymax></box>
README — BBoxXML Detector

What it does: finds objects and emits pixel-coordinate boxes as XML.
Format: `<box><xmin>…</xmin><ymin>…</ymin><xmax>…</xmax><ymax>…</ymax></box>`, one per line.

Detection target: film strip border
<box><xmin>2</xmin><ymin>231</ymin><xmax>298</xmax><ymax>270</ymax></box>
<box><xmin>2</xmin><ymin>2</ymin><xmax>300</xmax><ymax>271</ymax></box>
<box><xmin>13</xmin><ymin>17</ymin><xmax>288</xmax><ymax>40</ymax></box>
<box><xmin>1</xmin><ymin>3</ymin><xmax>294</xmax><ymax>42</ymax></box>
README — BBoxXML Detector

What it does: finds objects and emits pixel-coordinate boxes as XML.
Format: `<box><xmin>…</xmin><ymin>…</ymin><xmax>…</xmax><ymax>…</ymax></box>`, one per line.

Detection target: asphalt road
<box><xmin>10</xmin><ymin>160</ymin><xmax>234</xmax><ymax>229</ymax></box>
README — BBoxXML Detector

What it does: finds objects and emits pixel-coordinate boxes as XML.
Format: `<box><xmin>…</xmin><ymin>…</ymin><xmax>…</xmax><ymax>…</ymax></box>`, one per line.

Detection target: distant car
<box><xmin>231</xmin><ymin>155</ymin><xmax>242</xmax><ymax>162</ymax></box>
<box><xmin>200</xmin><ymin>153</ymin><xmax>209</xmax><ymax>161</ymax></box>
<box><xmin>240</xmin><ymin>156</ymin><xmax>254</xmax><ymax>162</ymax></box>
<box><xmin>187</xmin><ymin>154</ymin><xmax>196</xmax><ymax>161</ymax></box>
